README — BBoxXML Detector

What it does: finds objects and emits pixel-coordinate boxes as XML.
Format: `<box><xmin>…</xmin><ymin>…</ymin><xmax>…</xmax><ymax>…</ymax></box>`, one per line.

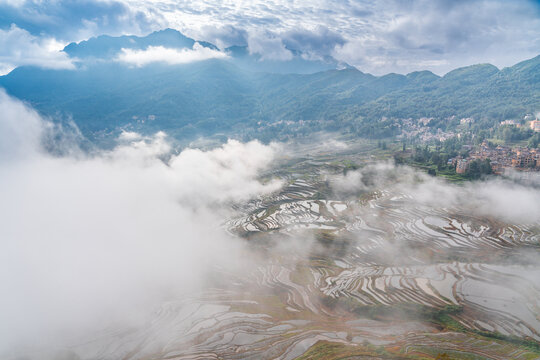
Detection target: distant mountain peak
<box><xmin>63</xmin><ymin>29</ymin><xmax>213</xmax><ymax>59</ymax></box>
<box><xmin>1</xmin><ymin>51</ymin><xmax>538</xmax><ymax>142</ymax></box>
<box><xmin>61</xmin><ymin>28</ymin><xmax>343</xmax><ymax>74</ymax></box>
<box><xmin>443</xmin><ymin>63</ymin><xmax>500</xmax><ymax>81</ymax></box>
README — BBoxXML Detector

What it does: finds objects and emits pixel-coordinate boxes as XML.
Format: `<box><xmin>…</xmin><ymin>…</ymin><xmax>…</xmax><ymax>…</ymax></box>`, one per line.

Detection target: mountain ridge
<box><xmin>0</xmin><ymin>30</ymin><xmax>538</xmax><ymax>142</ymax></box>
<box><xmin>62</xmin><ymin>28</ymin><xmax>341</xmax><ymax>75</ymax></box>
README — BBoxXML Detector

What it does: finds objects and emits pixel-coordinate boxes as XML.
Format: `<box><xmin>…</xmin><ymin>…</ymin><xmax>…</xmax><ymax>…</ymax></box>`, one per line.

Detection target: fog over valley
<box><xmin>2</xmin><ymin>90</ymin><xmax>540</xmax><ymax>359</ymax></box>
<box><xmin>1</xmin><ymin>1</ymin><xmax>540</xmax><ymax>359</ymax></box>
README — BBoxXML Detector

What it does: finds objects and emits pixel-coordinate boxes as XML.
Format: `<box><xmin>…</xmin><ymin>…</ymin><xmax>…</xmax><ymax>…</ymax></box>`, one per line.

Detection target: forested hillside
<box><xmin>0</xmin><ymin>29</ymin><xmax>538</xmax><ymax>141</ymax></box>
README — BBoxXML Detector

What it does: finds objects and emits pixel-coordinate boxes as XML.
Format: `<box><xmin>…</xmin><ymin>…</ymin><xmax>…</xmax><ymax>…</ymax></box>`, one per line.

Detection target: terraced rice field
<box><xmin>65</xmin><ymin>162</ymin><xmax>540</xmax><ymax>359</ymax></box>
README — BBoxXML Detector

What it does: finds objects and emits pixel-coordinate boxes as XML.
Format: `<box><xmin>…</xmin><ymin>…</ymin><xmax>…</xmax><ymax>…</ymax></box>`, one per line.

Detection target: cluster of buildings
<box><xmin>399</xmin><ymin>115</ymin><xmax>538</xmax><ymax>147</ymax></box>
<box><xmin>530</xmin><ymin>119</ymin><xmax>540</xmax><ymax>132</ymax></box>
<box><xmin>499</xmin><ymin>115</ymin><xmax>540</xmax><ymax>131</ymax></box>
<box><xmin>460</xmin><ymin>117</ymin><xmax>474</xmax><ymax>125</ymax></box>
<box><xmin>398</xmin><ymin>118</ymin><xmax>455</xmax><ymax>143</ymax></box>
<box><xmin>454</xmin><ymin>158</ymin><xmax>469</xmax><ymax>174</ymax></box>
<box><xmin>500</xmin><ymin>119</ymin><xmax>520</xmax><ymax>127</ymax></box>
<box><xmin>451</xmin><ymin>142</ymin><xmax>540</xmax><ymax>174</ymax></box>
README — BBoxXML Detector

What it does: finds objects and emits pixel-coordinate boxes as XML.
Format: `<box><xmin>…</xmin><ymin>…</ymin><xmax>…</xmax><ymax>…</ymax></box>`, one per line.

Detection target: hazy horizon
<box><xmin>1</xmin><ymin>0</ymin><xmax>539</xmax><ymax>75</ymax></box>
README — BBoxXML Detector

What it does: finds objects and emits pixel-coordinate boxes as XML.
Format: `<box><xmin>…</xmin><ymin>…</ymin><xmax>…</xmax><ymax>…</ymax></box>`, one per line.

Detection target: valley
<box><xmin>55</xmin><ymin>147</ymin><xmax>540</xmax><ymax>360</ymax></box>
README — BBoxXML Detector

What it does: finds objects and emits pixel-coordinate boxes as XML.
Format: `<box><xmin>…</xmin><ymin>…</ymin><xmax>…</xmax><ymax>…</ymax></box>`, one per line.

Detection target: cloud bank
<box><xmin>1</xmin><ymin>91</ymin><xmax>539</xmax><ymax>358</ymax></box>
<box><xmin>115</xmin><ymin>43</ymin><xmax>228</xmax><ymax>66</ymax></box>
<box><xmin>0</xmin><ymin>0</ymin><xmax>156</xmax><ymax>41</ymax></box>
<box><xmin>2</xmin><ymin>0</ymin><xmax>539</xmax><ymax>74</ymax></box>
<box><xmin>247</xmin><ymin>32</ymin><xmax>293</xmax><ymax>61</ymax></box>
<box><xmin>0</xmin><ymin>90</ymin><xmax>281</xmax><ymax>355</ymax></box>
<box><xmin>331</xmin><ymin>162</ymin><xmax>540</xmax><ymax>224</ymax></box>
<box><xmin>125</xmin><ymin>0</ymin><xmax>540</xmax><ymax>74</ymax></box>
<box><xmin>0</xmin><ymin>24</ymin><xmax>75</xmax><ymax>75</ymax></box>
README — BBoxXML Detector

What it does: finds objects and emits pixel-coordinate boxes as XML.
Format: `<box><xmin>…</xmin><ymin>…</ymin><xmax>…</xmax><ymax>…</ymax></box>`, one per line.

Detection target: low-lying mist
<box><xmin>0</xmin><ymin>90</ymin><xmax>282</xmax><ymax>354</ymax></box>
<box><xmin>1</xmin><ymin>90</ymin><xmax>540</xmax><ymax>359</ymax></box>
<box><xmin>331</xmin><ymin>162</ymin><xmax>540</xmax><ymax>224</ymax></box>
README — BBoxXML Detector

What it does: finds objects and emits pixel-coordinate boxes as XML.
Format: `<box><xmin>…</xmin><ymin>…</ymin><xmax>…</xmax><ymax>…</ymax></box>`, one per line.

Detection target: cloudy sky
<box><xmin>0</xmin><ymin>0</ymin><xmax>539</xmax><ymax>75</ymax></box>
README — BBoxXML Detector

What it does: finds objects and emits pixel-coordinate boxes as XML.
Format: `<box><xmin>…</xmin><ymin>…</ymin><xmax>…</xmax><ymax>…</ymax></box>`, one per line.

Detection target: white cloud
<box><xmin>1</xmin><ymin>0</ymin><xmax>27</xmax><ymax>6</ymax></box>
<box><xmin>330</xmin><ymin>162</ymin><xmax>540</xmax><ymax>224</ymax></box>
<box><xmin>118</xmin><ymin>0</ymin><xmax>540</xmax><ymax>74</ymax></box>
<box><xmin>0</xmin><ymin>24</ymin><xmax>75</xmax><ymax>75</ymax></box>
<box><xmin>0</xmin><ymin>89</ymin><xmax>43</xmax><ymax>159</ymax></box>
<box><xmin>330</xmin><ymin>0</ymin><xmax>540</xmax><ymax>74</ymax></box>
<box><xmin>3</xmin><ymin>0</ymin><xmax>540</xmax><ymax>74</ymax></box>
<box><xmin>115</xmin><ymin>43</ymin><xmax>228</xmax><ymax>66</ymax></box>
<box><xmin>0</xmin><ymin>90</ymin><xmax>282</xmax><ymax>354</ymax></box>
<box><xmin>247</xmin><ymin>33</ymin><xmax>293</xmax><ymax>61</ymax></box>
<box><xmin>413</xmin><ymin>176</ymin><xmax>540</xmax><ymax>224</ymax></box>
<box><xmin>118</xmin><ymin>130</ymin><xmax>143</xmax><ymax>141</ymax></box>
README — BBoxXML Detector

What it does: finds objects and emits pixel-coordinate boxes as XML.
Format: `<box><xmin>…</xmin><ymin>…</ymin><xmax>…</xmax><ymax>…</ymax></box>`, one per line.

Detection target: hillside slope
<box><xmin>0</xmin><ymin>29</ymin><xmax>538</xmax><ymax>140</ymax></box>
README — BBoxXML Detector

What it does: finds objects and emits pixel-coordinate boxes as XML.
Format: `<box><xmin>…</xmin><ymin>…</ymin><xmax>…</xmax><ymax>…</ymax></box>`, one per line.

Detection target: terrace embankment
<box><xmin>65</xmin><ymin>171</ymin><xmax>540</xmax><ymax>359</ymax></box>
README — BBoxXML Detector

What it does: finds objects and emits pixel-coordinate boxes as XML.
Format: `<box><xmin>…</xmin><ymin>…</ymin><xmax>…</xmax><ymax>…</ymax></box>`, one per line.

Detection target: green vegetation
<box><xmin>495</xmin><ymin>125</ymin><xmax>535</xmax><ymax>142</ymax></box>
<box><xmin>528</xmin><ymin>133</ymin><xmax>540</xmax><ymax>148</ymax></box>
<box><xmin>293</xmin><ymin>340</ymin><xmax>402</xmax><ymax>360</ymax></box>
<box><xmin>360</xmin><ymin>60</ymin><xmax>540</xmax><ymax>124</ymax></box>
<box><xmin>394</xmin><ymin>136</ymin><xmax>497</xmax><ymax>181</ymax></box>
<box><xmin>466</xmin><ymin>159</ymin><xmax>492</xmax><ymax>179</ymax></box>
<box><xmin>1</xmin><ymin>37</ymin><xmax>538</xmax><ymax>143</ymax></box>
<box><xmin>471</xmin><ymin>330</ymin><xmax>540</xmax><ymax>353</ymax></box>
<box><xmin>318</xmin><ymin>294</ymin><xmax>540</xmax><ymax>358</ymax></box>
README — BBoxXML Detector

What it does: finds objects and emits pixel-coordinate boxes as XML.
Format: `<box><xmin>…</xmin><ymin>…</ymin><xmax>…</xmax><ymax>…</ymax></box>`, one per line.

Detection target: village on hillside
<box><xmin>396</xmin><ymin>115</ymin><xmax>540</xmax><ymax>178</ymax></box>
<box><xmin>452</xmin><ymin>118</ymin><xmax>540</xmax><ymax>174</ymax></box>
<box><xmin>452</xmin><ymin>143</ymin><xmax>540</xmax><ymax>175</ymax></box>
